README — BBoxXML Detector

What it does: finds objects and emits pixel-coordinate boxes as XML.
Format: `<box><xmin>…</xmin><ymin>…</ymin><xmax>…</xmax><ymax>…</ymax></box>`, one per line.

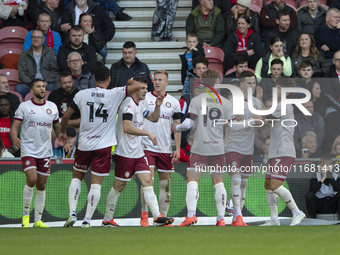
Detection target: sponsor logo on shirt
<box><xmin>159</xmin><ymin>114</ymin><xmax>170</xmax><ymax>120</ymax></box>
<box><xmin>0</xmin><ymin>127</ymin><xmax>10</xmax><ymax>132</ymax></box>
<box><xmin>28</xmin><ymin>121</ymin><xmax>35</xmax><ymax>127</ymax></box>
<box><xmin>29</xmin><ymin>110</ymin><xmax>36</xmax><ymax>114</ymax></box>
<box><xmin>37</xmin><ymin>122</ymin><xmax>52</xmax><ymax>127</ymax></box>
<box><xmin>87</xmin><ymin>135</ymin><xmax>101</xmax><ymax>139</ymax></box>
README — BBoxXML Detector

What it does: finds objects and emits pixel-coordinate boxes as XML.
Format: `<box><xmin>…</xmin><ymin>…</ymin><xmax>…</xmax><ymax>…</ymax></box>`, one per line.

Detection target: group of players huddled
<box><xmin>10</xmin><ymin>65</ymin><xmax>306</xmax><ymax>228</ymax></box>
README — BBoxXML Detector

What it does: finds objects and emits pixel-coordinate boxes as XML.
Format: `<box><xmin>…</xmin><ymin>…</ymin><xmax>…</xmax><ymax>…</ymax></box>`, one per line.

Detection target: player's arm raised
<box><xmin>126</xmin><ymin>78</ymin><xmax>143</xmax><ymax>95</ymax></box>
<box><xmin>145</xmin><ymin>95</ymin><xmax>164</xmax><ymax>122</ymax></box>
<box><xmin>10</xmin><ymin>119</ymin><xmax>22</xmax><ymax>149</ymax></box>
<box><xmin>123</xmin><ymin>113</ymin><xmax>157</xmax><ymax>145</ymax></box>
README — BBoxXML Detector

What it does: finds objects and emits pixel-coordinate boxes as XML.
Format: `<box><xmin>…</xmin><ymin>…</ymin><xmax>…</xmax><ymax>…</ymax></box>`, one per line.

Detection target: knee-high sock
<box><xmin>214</xmin><ymin>182</ymin><xmax>226</xmax><ymax>221</ymax></box>
<box><xmin>230</xmin><ymin>173</ymin><xmax>242</xmax><ymax>220</ymax></box>
<box><xmin>159</xmin><ymin>179</ymin><xmax>171</xmax><ymax>216</ymax></box>
<box><xmin>143</xmin><ymin>186</ymin><xmax>160</xmax><ymax>219</ymax></box>
<box><xmin>186</xmin><ymin>181</ymin><xmax>199</xmax><ymax>218</ymax></box>
<box><xmin>103</xmin><ymin>188</ymin><xmax>120</xmax><ymax>221</ymax></box>
<box><xmin>274</xmin><ymin>185</ymin><xmax>300</xmax><ymax>216</ymax></box>
<box><xmin>68</xmin><ymin>178</ymin><xmax>81</xmax><ymax>216</ymax></box>
<box><xmin>34</xmin><ymin>190</ymin><xmax>46</xmax><ymax>222</ymax></box>
<box><xmin>266</xmin><ymin>189</ymin><xmax>279</xmax><ymax>221</ymax></box>
<box><xmin>141</xmin><ymin>177</ymin><xmax>153</xmax><ymax>213</ymax></box>
<box><xmin>23</xmin><ymin>184</ymin><xmax>34</xmax><ymax>216</ymax></box>
<box><xmin>240</xmin><ymin>179</ymin><xmax>248</xmax><ymax>210</ymax></box>
<box><xmin>84</xmin><ymin>184</ymin><xmax>101</xmax><ymax>223</ymax></box>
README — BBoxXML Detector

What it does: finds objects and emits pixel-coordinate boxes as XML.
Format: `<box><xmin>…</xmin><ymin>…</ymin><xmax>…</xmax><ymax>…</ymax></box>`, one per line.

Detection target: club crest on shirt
<box><xmin>46</xmin><ymin>109</ymin><xmax>52</xmax><ymax>115</ymax></box>
<box><xmin>25</xmin><ymin>160</ymin><xmax>30</xmax><ymax>166</ymax></box>
<box><xmin>165</xmin><ymin>102</ymin><xmax>171</xmax><ymax>108</ymax></box>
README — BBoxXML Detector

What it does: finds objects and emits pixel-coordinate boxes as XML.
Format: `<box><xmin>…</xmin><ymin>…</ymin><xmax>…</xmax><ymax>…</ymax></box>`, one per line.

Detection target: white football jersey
<box><xmin>268</xmin><ymin>102</ymin><xmax>296</xmax><ymax>159</ymax></box>
<box><xmin>189</xmin><ymin>93</ymin><xmax>232</xmax><ymax>156</ymax></box>
<box><xmin>225</xmin><ymin>96</ymin><xmax>262</xmax><ymax>155</ymax></box>
<box><xmin>142</xmin><ymin>92</ymin><xmax>181</xmax><ymax>153</ymax></box>
<box><xmin>72</xmin><ymin>86</ymin><xmax>127</xmax><ymax>151</ymax></box>
<box><xmin>115</xmin><ymin>97</ymin><xmax>149</xmax><ymax>158</ymax></box>
<box><xmin>14</xmin><ymin>100</ymin><xmax>59</xmax><ymax>158</ymax></box>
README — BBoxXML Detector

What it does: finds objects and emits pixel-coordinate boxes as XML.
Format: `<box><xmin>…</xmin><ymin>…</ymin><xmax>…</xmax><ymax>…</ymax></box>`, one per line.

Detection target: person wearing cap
<box><xmin>225</xmin><ymin>0</ymin><xmax>260</xmax><ymax>41</ymax></box>
<box><xmin>53</xmin><ymin>127</ymin><xmax>77</xmax><ymax>158</ymax></box>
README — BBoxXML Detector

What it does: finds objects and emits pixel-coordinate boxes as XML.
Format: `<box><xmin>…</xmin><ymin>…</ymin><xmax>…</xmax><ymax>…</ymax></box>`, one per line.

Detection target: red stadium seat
<box><xmin>0</xmin><ymin>46</ymin><xmax>21</xmax><ymax>69</ymax></box>
<box><xmin>208</xmin><ymin>63</ymin><xmax>224</xmax><ymax>76</ymax></box>
<box><xmin>0</xmin><ymin>69</ymin><xmax>20</xmax><ymax>86</ymax></box>
<box><xmin>225</xmin><ymin>68</ymin><xmax>236</xmax><ymax>76</ymax></box>
<box><xmin>251</xmin><ymin>0</ymin><xmax>263</xmax><ymax>8</ymax></box>
<box><xmin>9</xmin><ymin>91</ymin><xmax>23</xmax><ymax>103</ymax></box>
<box><xmin>0</xmin><ymin>26</ymin><xmax>28</xmax><ymax>44</ymax></box>
<box><xmin>203</xmin><ymin>46</ymin><xmax>225</xmax><ymax>64</ymax></box>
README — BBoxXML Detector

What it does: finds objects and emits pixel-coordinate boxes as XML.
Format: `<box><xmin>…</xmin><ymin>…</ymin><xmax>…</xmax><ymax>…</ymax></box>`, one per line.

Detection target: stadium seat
<box><xmin>0</xmin><ymin>69</ymin><xmax>20</xmax><ymax>86</ymax></box>
<box><xmin>9</xmin><ymin>91</ymin><xmax>23</xmax><ymax>103</ymax></box>
<box><xmin>0</xmin><ymin>26</ymin><xmax>28</xmax><ymax>44</ymax></box>
<box><xmin>24</xmin><ymin>91</ymin><xmax>51</xmax><ymax>101</ymax></box>
<box><xmin>299</xmin><ymin>0</ymin><xmax>327</xmax><ymax>7</ymax></box>
<box><xmin>203</xmin><ymin>46</ymin><xmax>225</xmax><ymax>64</ymax></box>
<box><xmin>265</xmin><ymin>0</ymin><xmax>298</xmax><ymax>8</ymax></box>
<box><xmin>225</xmin><ymin>68</ymin><xmax>236</xmax><ymax>76</ymax></box>
<box><xmin>208</xmin><ymin>63</ymin><xmax>224</xmax><ymax>76</ymax></box>
<box><xmin>251</xmin><ymin>0</ymin><xmax>263</xmax><ymax>8</ymax></box>
<box><xmin>0</xmin><ymin>46</ymin><xmax>21</xmax><ymax>69</ymax></box>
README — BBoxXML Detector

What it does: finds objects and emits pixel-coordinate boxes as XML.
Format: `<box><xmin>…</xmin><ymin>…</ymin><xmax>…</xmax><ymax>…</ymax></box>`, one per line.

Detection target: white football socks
<box><xmin>34</xmin><ymin>190</ymin><xmax>45</xmax><ymax>222</ymax></box>
<box><xmin>240</xmin><ymin>179</ymin><xmax>248</xmax><ymax>210</ymax></box>
<box><xmin>143</xmin><ymin>186</ymin><xmax>160</xmax><ymax>219</ymax></box>
<box><xmin>84</xmin><ymin>184</ymin><xmax>101</xmax><ymax>223</ymax></box>
<box><xmin>274</xmin><ymin>185</ymin><xmax>300</xmax><ymax>217</ymax></box>
<box><xmin>68</xmin><ymin>178</ymin><xmax>81</xmax><ymax>216</ymax></box>
<box><xmin>103</xmin><ymin>188</ymin><xmax>121</xmax><ymax>222</ymax></box>
<box><xmin>266</xmin><ymin>189</ymin><xmax>279</xmax><ymax>221</ymax></box>
<box><xmin>214</xmin><ymin>182</ymin><xmax>226</xmax><ymax>221</ymax></box>
<box><xmin>186</xmin><ymin>181</ymin><xmax>199</xmax><ymax>218</ymax></box>
<box><xmin>23</xmin><ymin>184</ymin><xmax>33</xmax><ymax>216</ymax></box>
<box><xmin>159</xmin><ymin>179</ymin><xmax>171</xmax><ymax>216</ymax></box>
<box><xmin>140</xmin><ymin>177</ymin><xmax>153</xmax><ymax>213</ymax></box>
<box><xmin>230</xmin><ymin>173</ymin><xmax>242</xmax><ymax>221</ymax></box>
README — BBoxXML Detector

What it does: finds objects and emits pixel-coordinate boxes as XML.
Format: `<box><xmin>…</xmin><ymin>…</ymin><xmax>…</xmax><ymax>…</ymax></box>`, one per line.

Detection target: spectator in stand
<box><xmin>224</xmin><ymin>0</ymin><xmax>260</xmax><ymax>40</ymax></box>
<box><xmin>292</xmin><ymin>33</ymin><xmax>330</xmax><ymax>77</ymax></box>
<box><xmin>78</xmin><ymin>12</ymin><xmax>106</xmax><ymax>64</ymax></box>
<box><xmin>225</xmin><ymin>54</ymin><xmax>248</xmax><ymax>78</ymax></box>
<box><xmin>295</xmin><ymin>60</ymin><xmax>314</xmax><ymax>88</ymax></box>
<box><xmin>223</xmin><ymin>15</ymin><xmax>261</xmax><ymax>72</ymax></box>
<box><xmin>182</xmin><ymin>56</ymin><xmax>209</xmax><ymax>96</ymax></box>
<box><xmin>255</xmin><ymin>36</ymin><xmax>292</xmax><ymax>82</ymax></box>
<box><xmin>260</xmin><ymin>0</ymin><xmax>297</xmax><ymax>41</ymax></box>
<box><xmin>54</xmin><ymin>52</ymin><xmax>95</xmax><ymax>90</ymax></box>
<box><xmin>23</xmin><ymin>13</ymin><xmax>62</xmax><ymax>55</ymax></box>
<box><xmin>0</xmin><ymin>0</ymin><xmax>28</xmax><ymax>28</ymax></box>
<box><xmin>297</xmin><ymin>0</ymin><xmax>326</xmax><ymax>36</ymax></box>
<box><xmin>105</xmin><ymin>0</ymin><xmax>132</xmax><ymax>21</ymax></box>
<box><xmin>305</xmin><ymin>156</ymin><xmax>340</xmax><ymax>219</ymax></box>
<box><xmin>298</xmin><ymin>131</ymin><xmax>320</xmax><ymax>158</ymax></box>
<box><xmin>192</xmin><ymin>0</ymin><xmax>231</xmax><ymax>19</ymax></box>
<box><xmin>109</xmin><ymin>41</ymin><xmax>154</xmax><ymax>91</ymax></box>
<box><xmin>53</xmin><ymin>126</ymin><xmax>77</xmax><ymax>158</ymax></box>
<box><xmin>324</xmin><ymin>50</ymin><xmax>340</xmax><ymax>114</ymax></box>
<box><xmin>29</xmin><ymin>0</ymin><xmax>66</xmax><ymax>34</ymax></box>
<box><xmin>294</xmin><ymin>101</ymin><xmax>325</xmax><ymax>157</ymax></box>
<box><xmin>58</xmin><ymin>25</ymin><xmax>97</xmax><ymax>75</ymax></box>
<box><xmin>179</xmin><ymin>133</ymin><xmax>193</xmax><ymax>163</ymax></box>
<box><xmin>180</xmin><ymin>33</ymin><xmax>205</xmax><ymax>85</ymax></box>
<box><xmin>315</xmin><ymin>8</ymin><xmax>340</xmax><ymax>61</ymax></box>
<box><xmin>329</xmin><ymin>135</ymin><xmax>340</xmax><ymax>158</ymax></box>
<box><xmin>0</xmin><ymin>95</ymin><xmax>17</xmax><ymax>156</ymax></box>
<box><xmin>61</xmin><ymin>0</ymin><xmax>115</xmax><ymax>59</ymax></box>
<box><xmin>328</xmin><ymin>0</ymin><xmax>340</xmax><ymax>8</ymax></box>
<box><xmin>0</xmin><ymin>74</ymin><xmax>20</xmax><ymax>116</ymax></box>
<box><xmin>265</xmin><ymin>10</ymin><xmax>299</xmax><ymax>57</ymax></box>
<box><xmin>259</xmin><ymin>59</ymin><xmax>285</xmax><ymax>103</ymax></box>
<box><xmin>16</xmin><ymin>29</ymin><xmax>59</xmax><ymax>100</ymax></box>
<box><xmin>304</xmin><ymin>79</ymin><xmax>328</xmax><ymax>117</ymax></box>
<box><xmin>253</xmin><ymin>137</ymin><xmax>270</xmax><ymax>164</ymax></box>
<box><xmin>186</xmin><ymin>0</ymin><xmax>225</xmax><ymax>48</ymax></box>
<box><xmin>324</xmin><ymin>110</ymin><xmax>340</xmax><ymax>153</ymax></box>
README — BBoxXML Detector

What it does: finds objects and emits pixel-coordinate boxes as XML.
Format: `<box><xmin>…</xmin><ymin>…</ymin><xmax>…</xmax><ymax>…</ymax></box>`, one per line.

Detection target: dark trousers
<box><xmin>305</xmin><ymin>191</ymin><xmax>340</xmax><ymax>218</ymax></box>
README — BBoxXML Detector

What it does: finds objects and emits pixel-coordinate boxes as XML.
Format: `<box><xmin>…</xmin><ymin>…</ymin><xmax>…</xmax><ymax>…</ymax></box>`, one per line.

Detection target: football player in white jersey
<box><xmin>140</xmin><ymin>70</ymin><xmax>182</xmax><ymax>226</ymax></box>
<box><xmin>10</xmin><ymin>79</ymin><xmax>60</xmax><ymax>228</ymax></box>
<box><xmin>261</xmin><ymin>77</ymin><xmax>306</xmax><ymax>226</ymax></box>
<box><xmin>58</xmin><ymin>66</ymin><xmax>142</xmax><ymax>228</ymax></box>
<box><xmin>173</xmin><ymin>70</ymin><xmax>232</xmax><ymax>226</ymax></box>
<box><xmin>102</xmin><ymin>76</ymin><xmax>174</xmax><ymax>227</ymax></box>
<box><xmin>224</xmin><ymin>71</ymin><xmax>263</xmax><ymax>226</ymax></box>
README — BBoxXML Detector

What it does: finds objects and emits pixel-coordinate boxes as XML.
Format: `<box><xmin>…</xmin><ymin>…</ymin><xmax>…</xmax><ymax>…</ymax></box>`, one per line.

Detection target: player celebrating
<box><xmin>173</xmin><ymin>69</ymin><xmax>232</xmax><ymax>226</ymax></box>
<box><xmin>102</xmin><ymin>77</ymin><xmax>174</xmax><ymax>227</ymax></box>
<box><xmin>261</xmin><ymin>77</ymin><xmax>306</xmax><ymax>226</ymax></box>
<box><xmin>140</xmin><ymin>70</ymin><xmax>182</xmax><ymax>226</ymax></box>
<box><xmin>10</xmin><ymin>79</ymin><xmax>60</xmax><ymax>228</ymax></box>
<box><xmin>59</xmin><ymin>66</ymin><xmax>141</xmax><ymax>228</ymax></box>
<box><xmin>225</xmin><ymin>71</ymin><xmax>263</xmax><ymax>226</ymax></box>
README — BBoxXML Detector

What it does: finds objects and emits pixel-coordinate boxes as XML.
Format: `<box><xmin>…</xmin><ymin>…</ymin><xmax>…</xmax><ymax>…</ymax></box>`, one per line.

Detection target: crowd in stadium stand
<box><xmin>1</xmin><ymin>0</ymin><xmax>340</xmax><ymax>162</ymax></box>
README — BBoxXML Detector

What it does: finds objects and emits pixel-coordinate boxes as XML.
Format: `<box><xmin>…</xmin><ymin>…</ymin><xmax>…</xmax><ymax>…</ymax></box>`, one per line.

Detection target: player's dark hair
<box><xmin>276</xmin><ymin>77</ymin><xmax>296</xmax><ymax>88</ymax></box>
<box><xmin>193</xmin><ymin>56</ymin><xmax>209</xmax><ymax>68</ymax></box>
<box><xmin>276</xmin><ymin>9</ymin><xmax>289</xmax><ymax>20</ymax></box>
<box><xmin>233</xmin><ymin>55</ymin><xmax>247</xmax><ymax>66</ymax></box>
<box><xmin>59</xmin><ymin>71</ymin><xmax>73</xmax><ymax>80</ymax></box>
<box><xmin>94</xmin><ymin>66</ymin><xmax>110</xmax><ymax>82</ymax></box>
<box><xmin>133</xmin><ymin>76</ymin><xmax>148</xmax><ymax>84</ymax></box>
<box><xmin>271</xmin><ymin>58</ymin><xmax>284</xmax><ymax>67</ymax></box>
<box><xmin>123</xmin><ymin>41</ymin><xmax>136</xmax><ymax>49</ymax></box>
<box><xmin>29</xmin><ymin>78</ymin><xmax>44</xmax><ymax>89</ymax></box>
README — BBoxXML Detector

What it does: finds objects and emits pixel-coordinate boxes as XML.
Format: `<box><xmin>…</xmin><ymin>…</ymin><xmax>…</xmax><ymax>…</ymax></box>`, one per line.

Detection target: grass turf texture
<box><xmin>1</xmin><ymin>226</ymin><xmax>339</xmax><ymax>254</ymax></box>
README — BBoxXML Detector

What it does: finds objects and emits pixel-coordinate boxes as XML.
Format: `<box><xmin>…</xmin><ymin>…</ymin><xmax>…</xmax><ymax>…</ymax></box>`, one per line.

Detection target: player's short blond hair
<box><xmin>154</xmin><ymin>70</ymin><xmax>168</xmax><ymax>79</ymax></box>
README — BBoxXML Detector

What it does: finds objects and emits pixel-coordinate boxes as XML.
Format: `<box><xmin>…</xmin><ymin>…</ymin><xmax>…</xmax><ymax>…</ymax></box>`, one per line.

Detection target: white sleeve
<box><xmin>176</xmin><ymin>118</ymin><xmax>194</xmax><ymax>131</ymax></box>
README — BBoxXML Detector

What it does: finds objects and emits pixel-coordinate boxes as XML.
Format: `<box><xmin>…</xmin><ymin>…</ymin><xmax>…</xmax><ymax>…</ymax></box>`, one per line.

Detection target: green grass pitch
<box><xmin>1</xmin><ymin>226</ymin><xmax>339</xmax><ymax>255</ymax></box>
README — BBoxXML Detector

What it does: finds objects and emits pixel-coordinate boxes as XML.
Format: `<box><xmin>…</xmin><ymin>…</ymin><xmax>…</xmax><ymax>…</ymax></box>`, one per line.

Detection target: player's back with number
<box><xmin>73</xmin><ymin>86</ymin><xmax>127</xmax><ymax>151</ymax></box>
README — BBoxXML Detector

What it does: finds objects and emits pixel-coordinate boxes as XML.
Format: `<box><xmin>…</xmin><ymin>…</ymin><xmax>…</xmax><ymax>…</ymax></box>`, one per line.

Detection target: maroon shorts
<box><xmin>73</xmin><ymin>147</ymin><xmax>111</xmax><ymax>176</ymax></box>
<box><xmin>265</xmin><ymin>157</ymin><xmax>295</xmax><ymax>181</ymax></box>
<box><xmin>187</xmin><ymin>153</ymin><xmax>225</xmax><ymax>173</ymax></box>
<box><xmin>144</xmin><ymin>150</ymin><xmax>174</xmax><ymax>172</ymax></box>
<box><xmin>22</xmin><ymin>157</ymin><xmax>51</xmax><ymax>176</ymax></box>
<box><xmin>115</xmin><ymin>155</ymin><xmax>150</xmax><ymax>181</ymax></box>
<box><xmin>225</xmin><ymin>152</ymin><xmax>253</xmax><ymax>177</ymax></box>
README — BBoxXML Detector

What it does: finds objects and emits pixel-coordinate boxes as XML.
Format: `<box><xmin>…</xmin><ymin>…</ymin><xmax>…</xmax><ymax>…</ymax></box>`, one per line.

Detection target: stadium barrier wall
<box><xmin>0</xmin><ymin>159</ymin><xmax>323</xmax><ymax>225</ymax></box>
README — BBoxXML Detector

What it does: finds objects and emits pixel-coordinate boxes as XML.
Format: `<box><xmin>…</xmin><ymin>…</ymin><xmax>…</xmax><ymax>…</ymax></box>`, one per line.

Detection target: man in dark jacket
<box><xmin>186</xmin><ymin>0</ymin><xmax>225</xmax><ymax>48</ymax></box>
<box><xmin>297</xmin><ymin>0</ymin><xmax>326</xmax><ymax>36</ymax></box>
<box><xmin>57</xmin><ymin>26</ymin><xmax>97</xmax><ymax>74</ymax></box>
<box><xmin>324</xmin><ymin>50</ymin><xmax>340</xmax><ymax>113</ymax></box>
<box><xmin>109</xmin><ymin>41</ymin><xmax>154</xmax><ymax>91</ymax></box>
<box><xmin>260</xmin><ymin>0</ymin><xmax>297</xmax><ymax>40</ymax></box>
